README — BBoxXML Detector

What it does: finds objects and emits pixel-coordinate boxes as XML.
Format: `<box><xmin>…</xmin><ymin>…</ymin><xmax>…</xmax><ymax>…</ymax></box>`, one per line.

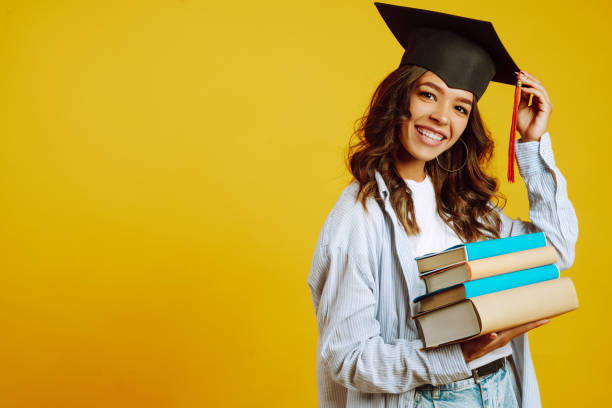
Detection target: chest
<box><xmin>373</xmin><ymin>186</ymin><xmax>463</xmax><ymax>339</ymax></box>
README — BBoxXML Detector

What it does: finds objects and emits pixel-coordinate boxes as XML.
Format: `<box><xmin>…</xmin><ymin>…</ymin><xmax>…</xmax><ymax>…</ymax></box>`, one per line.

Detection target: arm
<box><xmin>500</xmin><ymin>72</ymin><xmax>575</xmax><ymax>407</ymax></box>
<box><xmin>498</xmin><ymin>71</ymin><xmax>578</xmax><ymax>270</ymax></box>
<box><xmin>498</xmin><ymin>132</ymin><xmax>578</xmax><ymax>270</ymax></box>
<box><xmin>309</xmin><ymin>242</ymin><xmax>471</xmax><ymax>394</ymax></box>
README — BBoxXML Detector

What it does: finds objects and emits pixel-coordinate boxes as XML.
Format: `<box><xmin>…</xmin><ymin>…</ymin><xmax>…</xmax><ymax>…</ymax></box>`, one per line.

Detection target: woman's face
<box><xmin>398</xmin><ymin>71</ymin><xmax>474</xmax><ymax>164</ymax></box>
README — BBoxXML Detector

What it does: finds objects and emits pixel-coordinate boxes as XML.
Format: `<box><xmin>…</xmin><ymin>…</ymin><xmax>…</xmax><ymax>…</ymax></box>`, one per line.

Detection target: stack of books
<box><xmin>411</xmin><ymin>232</ymin><xmax>578</xmax><ymax>350</ymax></box>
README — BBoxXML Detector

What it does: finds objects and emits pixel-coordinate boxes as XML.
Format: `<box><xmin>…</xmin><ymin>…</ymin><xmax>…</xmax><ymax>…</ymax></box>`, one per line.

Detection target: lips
<box><xmin>415</xmin><ymin>125</ymin><xmax>447</xmax><ymax>146</ymax></box>
<box><xmin>416</xmin><ymin>126</ymin><xmax>447</xmax><ymax>140</ymax></box>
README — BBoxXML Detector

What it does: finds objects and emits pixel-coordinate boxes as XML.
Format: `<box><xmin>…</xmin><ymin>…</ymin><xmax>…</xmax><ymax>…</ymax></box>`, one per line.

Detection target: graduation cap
<box><xmin>375</xmin><ymin>2</ymin><xmax>523</xmax><ymax>182</ymax></box>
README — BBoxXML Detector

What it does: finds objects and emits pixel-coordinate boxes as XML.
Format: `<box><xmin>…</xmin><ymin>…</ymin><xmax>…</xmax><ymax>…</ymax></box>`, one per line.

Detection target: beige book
<box><xmin>413</xmin><ymin>277</ymin><xmax>578</xmax><ymax>350</ymax></box>
<box><xmin>423</xmin><ymin>246</ymin><xmax>558</xmax><ymax>293</ymax></box>
<box><xmin>415</xmin><ymin>232</ymin><xmax>548</xmax><ymax>274</ymax></box>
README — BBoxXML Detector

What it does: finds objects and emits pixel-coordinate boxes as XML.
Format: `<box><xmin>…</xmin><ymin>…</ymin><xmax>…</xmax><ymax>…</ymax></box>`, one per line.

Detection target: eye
<box><xmin>455</xmin><ymin>105</ymin><xmax>469</xmax><ymax>115</ymax></box>
<box><xmin>419</xmin><ymin>91</ymin><xmax>435</xmax><ymax>100</ymax></box>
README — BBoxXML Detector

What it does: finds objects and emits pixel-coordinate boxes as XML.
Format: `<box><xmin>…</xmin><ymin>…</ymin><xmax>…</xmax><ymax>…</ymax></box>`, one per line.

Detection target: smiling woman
<box><xmin>349</xmin><ymin>64</ymin><xmax>502</xmax><ymax>242</ymax></box>
<box><xmin>397</xmin><ymin>72</ymin><xmax>473</xmax><ymax>176</ymax></box>
<box><xmin>307</xmin><ymin>2</ymin><xmax>578</xmax><ymax>408</ymax></box>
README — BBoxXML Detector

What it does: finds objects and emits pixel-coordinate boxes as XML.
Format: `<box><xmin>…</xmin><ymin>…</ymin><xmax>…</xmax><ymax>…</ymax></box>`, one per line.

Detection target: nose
<box><xmin>429</xmin><ymin>104</ymin><xmax>450</xmax><ymax>126</ymax></box>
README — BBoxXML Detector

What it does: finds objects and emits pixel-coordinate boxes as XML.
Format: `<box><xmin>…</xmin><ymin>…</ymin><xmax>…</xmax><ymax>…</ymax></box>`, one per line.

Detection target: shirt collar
<box><xmin>374</xmin><ymin>170</ymin><xmax>390</xmax><ymax>201</ymax></box>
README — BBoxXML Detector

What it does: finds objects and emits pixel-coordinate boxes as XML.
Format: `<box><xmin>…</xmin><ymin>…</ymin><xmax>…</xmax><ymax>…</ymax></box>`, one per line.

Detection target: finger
<box><xmin>498</xmin><ymin>319</ymin><xmax>550</xmax><ymax>339</ymax></box>
<box><xmin>520</xmin><ymin>87</ymin><xmax>550</xmax><ymax>112</ymax></box>
<box><xmin>519</xmin><ymin>87</ymin><xmax>551</xmax><ymax>112</ymax></box>
<box><xmin>524</xmin><ymin>80</ymin><xmax>552</xmax><ymax>108</ymax></box>
<box><xmin>520</xmin><ymin>72</ymin><xmax>552</xmax><ymax>106</ymax></box>
<box><xmin>473</xmin><ymin>320</ymin><xmax>550</xmax><ymax>355</ymax></box>
<box><xmin>530</xmin><ymin>318</ymin><xmax>551</xmax><ymax>327</ymax></box>
<box><xmin>516</xmin><ymin>319</ymin><xmax>550</xmax><ymax>332</ymax></box>
<box><xmin>519</xmin><ymin>88</ymin><xmax>531</xmax><ymax>109</ymax></box>
<box><xmin>520</xmin><ymin>76</ymin><xmax>546</xmax><ymax>97</ymax></box>
<box><xmin>498</xmin><ymin>324</ymin><xmax>535</xmax><ymax>340</ymax></box>
<box><xmin>521</xmin><ymin>71</ymin><xmax>542</xmax><ymax>86</ymax></box>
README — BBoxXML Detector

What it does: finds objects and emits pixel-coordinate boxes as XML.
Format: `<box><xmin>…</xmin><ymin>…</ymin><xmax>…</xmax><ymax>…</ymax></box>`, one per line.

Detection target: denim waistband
<box><xmin>415</xmin><ymin>358</ymin><xmax>510</xmax><ymax>392</ymax></box>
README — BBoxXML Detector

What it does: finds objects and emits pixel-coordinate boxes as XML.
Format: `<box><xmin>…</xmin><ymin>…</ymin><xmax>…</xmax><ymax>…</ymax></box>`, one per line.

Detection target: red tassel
<box><xmin>507</xmin><ymin>76</ymin><xmax>522</xmax><ymax>183</ymax></box>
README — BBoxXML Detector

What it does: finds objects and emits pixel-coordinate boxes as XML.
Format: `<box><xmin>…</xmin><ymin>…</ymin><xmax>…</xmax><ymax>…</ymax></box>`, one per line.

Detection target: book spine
<box><xmin>463</xmin><ymin>264</ymin><xmax>559</xmax><ymax>298</ymax></box>
<box><xmin>467</xmin><ymin>246</ymin><xmax>558</xmax><ymax>281</ymax></box>
<box><xmin>464</xmin><ymin>232</ymin><xmax>547</xmax><ymax>261</ymax></box>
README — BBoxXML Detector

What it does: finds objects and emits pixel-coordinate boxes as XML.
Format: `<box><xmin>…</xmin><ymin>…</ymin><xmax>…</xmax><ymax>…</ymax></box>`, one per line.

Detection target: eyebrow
<box><xmin>418</xmin><ymin>81</ymin><xmax>473</xmax><ymax>106</ymax></box>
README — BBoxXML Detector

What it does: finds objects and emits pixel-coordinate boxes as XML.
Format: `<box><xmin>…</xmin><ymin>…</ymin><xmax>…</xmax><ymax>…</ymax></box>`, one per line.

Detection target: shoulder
<box><xmin>308</xmin><ymin>181</ymin><xmax>389</xmax><ymax>309</ymax></box>
<box><xmin>308</xmin><ymin>181</ymin><xmax>388</xmax><ymax>293</ymax></box>
<box><xmin>316</xmin><ymin>181</ymin><xmax>386</xmax><ymax>253</ymax></box>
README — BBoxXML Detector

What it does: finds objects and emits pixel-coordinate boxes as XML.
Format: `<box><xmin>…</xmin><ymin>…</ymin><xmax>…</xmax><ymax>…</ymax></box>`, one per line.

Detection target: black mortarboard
<box><xmin>374</xmin><ymin>2</ymin><xmax>523</xmax><ymax>182</ymax></box>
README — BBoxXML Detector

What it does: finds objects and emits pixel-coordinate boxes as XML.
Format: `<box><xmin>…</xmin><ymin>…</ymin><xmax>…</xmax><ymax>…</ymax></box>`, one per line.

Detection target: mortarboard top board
<box><xmin>374</xmin><ymin>2</ymin><xmax>524</xmax><ymax>182</ymax></box>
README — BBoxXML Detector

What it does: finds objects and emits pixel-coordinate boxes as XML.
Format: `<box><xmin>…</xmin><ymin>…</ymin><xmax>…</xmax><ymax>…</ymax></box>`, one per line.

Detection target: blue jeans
<box><xmin>411</xmin><ymin>360</ymin><xmax>520</xmax><ymax>408</ymax></box>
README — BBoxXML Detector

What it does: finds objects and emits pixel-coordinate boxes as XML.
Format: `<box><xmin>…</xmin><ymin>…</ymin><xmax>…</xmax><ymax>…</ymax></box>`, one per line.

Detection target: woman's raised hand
<box><xmin>460</xmin><ymin>319</ymin><xmax>549</xmax><ymax>363</ymax></box>
<box><xmin>516</xmin><ymin>71</ymin><xmax>553</xmax><ymax>142</ymax></box>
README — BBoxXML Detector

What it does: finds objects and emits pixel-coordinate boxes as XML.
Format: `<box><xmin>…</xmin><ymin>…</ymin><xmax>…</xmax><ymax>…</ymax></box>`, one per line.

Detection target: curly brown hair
<box><xmin>348</xmin><ymin>64</ymin><xmax>505</xmax><ymax>242</ymax></box>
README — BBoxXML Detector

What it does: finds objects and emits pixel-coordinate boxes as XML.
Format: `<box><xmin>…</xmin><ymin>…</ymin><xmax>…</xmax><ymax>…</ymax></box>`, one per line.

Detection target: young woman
<box><xmin>307</xmin><ymin>4</ymin><xmax>578</xmax><ymax>408</ymax></box>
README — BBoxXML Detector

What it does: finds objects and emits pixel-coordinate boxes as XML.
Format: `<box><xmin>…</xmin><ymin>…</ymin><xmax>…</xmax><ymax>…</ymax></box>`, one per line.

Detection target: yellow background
<box><xmin>0</xmin><ymin>0</ymin><xmax>608</xmax><ymax>406</ymax></box>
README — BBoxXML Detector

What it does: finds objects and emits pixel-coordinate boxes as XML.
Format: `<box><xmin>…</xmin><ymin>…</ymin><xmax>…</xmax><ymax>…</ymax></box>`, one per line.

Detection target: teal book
<box><xmin>413</xmin><ymin>263</ymin><xmax>560</xmax><ymax>314</ymax></box>
<box><xmin>415</xmin><ymin>232</ymin><xmax>547</xmax><ymax>274</ymax></box>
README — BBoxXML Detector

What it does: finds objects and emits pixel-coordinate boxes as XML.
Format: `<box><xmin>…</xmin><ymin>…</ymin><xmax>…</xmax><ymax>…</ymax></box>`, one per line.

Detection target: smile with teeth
<box><xmin>416</xmin><ymin>126</ymin><xmax>445</xmax><ymax>141</ymax></box>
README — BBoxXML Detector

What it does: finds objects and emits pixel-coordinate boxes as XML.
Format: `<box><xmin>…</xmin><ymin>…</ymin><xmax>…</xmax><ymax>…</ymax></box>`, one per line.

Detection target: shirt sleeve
<box><xmin>309</xmin><ymin>243</ymin><xmax>472</xmax><ymax>394</ymax></box>
<box><xmin>498</xmin><ymin>131</ymin><xmax>579</xmax><ymax>270</ymax></box>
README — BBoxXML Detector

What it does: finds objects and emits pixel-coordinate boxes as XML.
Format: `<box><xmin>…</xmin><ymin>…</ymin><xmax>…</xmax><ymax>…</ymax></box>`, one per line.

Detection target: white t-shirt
<box><xmin>404</xmin><ymin>175</ymin><xmax>511</xmax><ymax>370</ymax></box>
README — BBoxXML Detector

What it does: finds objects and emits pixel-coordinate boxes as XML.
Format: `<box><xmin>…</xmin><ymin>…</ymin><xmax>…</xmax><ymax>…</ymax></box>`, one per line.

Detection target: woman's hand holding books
<box><xmin>460</xmin><ymin>319</ymin><xmax>549</xmax><ymax>363</ymax></box>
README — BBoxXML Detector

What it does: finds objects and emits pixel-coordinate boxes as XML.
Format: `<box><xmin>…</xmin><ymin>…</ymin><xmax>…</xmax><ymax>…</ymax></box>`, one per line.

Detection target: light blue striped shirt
<box><xmin>308</xmin><ymin>132</ymin><xmax>578</xmax><ymax>407</ymax></box>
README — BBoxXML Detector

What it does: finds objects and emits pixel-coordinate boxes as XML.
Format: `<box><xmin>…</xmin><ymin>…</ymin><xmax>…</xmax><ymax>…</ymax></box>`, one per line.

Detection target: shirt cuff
<box><xmin>515</xmin><ymin>132</ymin><xmax>556</xmax><ymax>178</ymax></box>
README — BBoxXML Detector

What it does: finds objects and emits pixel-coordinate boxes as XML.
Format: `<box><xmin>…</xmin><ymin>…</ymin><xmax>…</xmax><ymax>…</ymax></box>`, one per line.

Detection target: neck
<box><xmin>394</xmin><ymin>152</ymin><xmax>426</xmax><ymax>181</ymax></box>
